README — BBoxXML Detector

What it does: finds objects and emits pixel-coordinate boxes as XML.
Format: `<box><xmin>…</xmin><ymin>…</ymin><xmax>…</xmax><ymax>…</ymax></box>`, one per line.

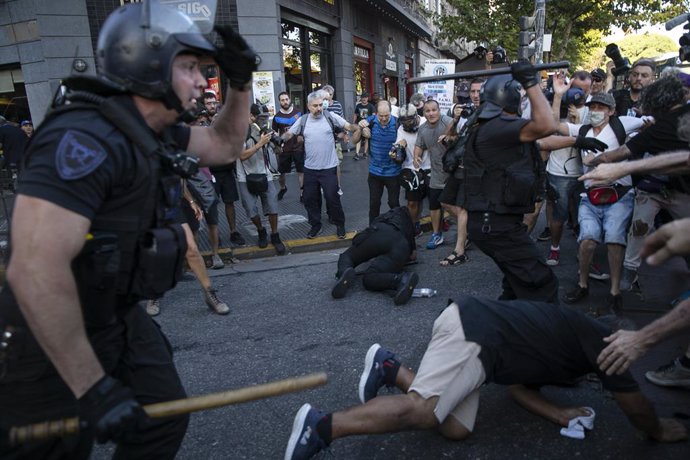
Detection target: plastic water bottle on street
<box><xmin>412</xmin><ymin>288</ymin><xmax>437</xmax><ymax>298</ymax></box>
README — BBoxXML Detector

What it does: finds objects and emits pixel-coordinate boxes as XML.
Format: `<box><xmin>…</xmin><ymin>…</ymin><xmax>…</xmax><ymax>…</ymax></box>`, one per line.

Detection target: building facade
<box><xmin>0</xmin><ymin>0</ymin><xmax>465</xmax><ymax>126</ymax></box>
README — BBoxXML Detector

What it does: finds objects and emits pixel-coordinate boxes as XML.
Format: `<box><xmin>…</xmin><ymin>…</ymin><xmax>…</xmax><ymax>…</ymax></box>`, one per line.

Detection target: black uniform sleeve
<box><xmin>18</xmin><ymin>126</ymin><xmax>125</xmax><ymax>221</ymax></box>
<box><xmin>169</xmin><ymin>124</ymin><xmax>191</xmax><ymax>151</ymax></box>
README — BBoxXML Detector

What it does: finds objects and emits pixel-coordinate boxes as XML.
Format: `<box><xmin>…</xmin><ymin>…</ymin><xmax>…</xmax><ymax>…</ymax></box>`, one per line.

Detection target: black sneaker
<box><xmin>230</xmin><ymin>231</ymin><xmax>246</xmax><ymax>246</ymax></box>
<box><xmin>306</xmin><ymin>224</ymin><xmax>322</xmax><ymax>239</ymax></box>
<box><xmin>394</xmin><ymin>272</ymin><xmax>419</xmax><ymax>305</ymax></box>
<box><xmin>336</xmin><ymin>225</ymin><xmax>346</xmax><ymax>239</ymax></box>
<box><xmin>257</xmin><ymin>228</ymin><xmax>268</xmax><ymax>248</ymax></box>
<box><xmin>271</xmin><ymin>232</ymin><xmax>286</xmax><ymax>255</ymax></box>
<box><xmin>284</xmin><ymin>404</ymin><xmax>328</xmax><ymax>460</ymax></box>
<box><xmin>358</xmin><ymin>343</ymin><xmax>397</xmax><ymax>403</ymax></box>
<box><xmin>606</xmin><ymin>293</ymin><xmax>623</xmax><ymax>314</ymax></box>
<box><xmin>645</xmin><ymin>358</ymin><xmax>690</xmax><ymax>389</ymax></box>
<box><xmin>537</xmin><ymin>227</ymin><xmax>551</xmax><ymax>242</ymax></box>
<box><xmin>332</xmin><ymin>267</ymin><xmax>355</xmax><ymax>299</ymax></box>
<box><xmin>277</xmin><ymin>187</ymin><xmax>288</xmax><ymax>201</ymax></box>
<box><xmin>563</xmin><ymin>284</ymin><xmax>588</xmax><ymax>304</ymax></box>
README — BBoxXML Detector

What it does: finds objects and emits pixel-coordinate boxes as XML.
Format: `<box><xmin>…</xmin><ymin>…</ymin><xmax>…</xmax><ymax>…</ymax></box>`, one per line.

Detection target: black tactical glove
<box><xmin>78</xmin><ymin>376</ymin><xmax>146</xmax><ymax>444</ymax></box>
<box><xmin>510</xmin><ymin>59</ymin><xmax>540</xmax><ymax>89</ymax></box>
<box><xmin>213</xmin><ymin>25</ymin><xmax>260</xmax><ymax>90</ymax></box>
<box><xmin>573</xmin><ymin>135</ymin><xmax>608</xmax><ymax>152</ymax></box>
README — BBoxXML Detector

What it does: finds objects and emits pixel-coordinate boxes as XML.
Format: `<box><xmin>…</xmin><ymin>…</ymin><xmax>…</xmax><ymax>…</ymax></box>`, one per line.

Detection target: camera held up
<box><xmin>605</xmin><ymin>44</ymin><xmax>631</xmax><ymax>77</ymax></box>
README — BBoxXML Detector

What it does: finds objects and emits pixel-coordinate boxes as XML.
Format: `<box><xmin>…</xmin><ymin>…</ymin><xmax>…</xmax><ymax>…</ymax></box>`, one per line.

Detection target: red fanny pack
<box><xmin>586</xmin><ymin>186</ymin><xmax>628</xmax><ymax>205</ymax></box>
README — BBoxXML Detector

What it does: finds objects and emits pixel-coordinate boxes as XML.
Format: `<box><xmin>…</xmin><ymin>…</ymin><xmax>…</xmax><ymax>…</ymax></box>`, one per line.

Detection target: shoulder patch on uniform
<box><xmin>55</xmin><ymin>130</ymin><xmax>108</xmax><ymax>180</ymax></box>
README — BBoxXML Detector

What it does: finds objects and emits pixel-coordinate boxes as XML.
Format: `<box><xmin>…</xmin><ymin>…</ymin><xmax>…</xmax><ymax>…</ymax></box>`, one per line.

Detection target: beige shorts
<box><xmin>408</xmin><ymin>303</ymin><xmax>486</xmax><ymax>431</ymax></box>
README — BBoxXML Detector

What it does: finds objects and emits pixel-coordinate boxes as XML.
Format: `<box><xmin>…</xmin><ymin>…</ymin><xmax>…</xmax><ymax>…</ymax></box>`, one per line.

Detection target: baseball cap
<box><xmin>585</xmin><ymin>92</ymin><xmax>616</xmax><ymax>108</ymax></box>
<box><xmin>20</xmin><ymin>120</ymin><xmax>32</xmax><ymax>126</ymax></box>
<box><xmin>590</xmin><ymin>68</ymin><xmax>606</xmax><ymax>81</ymax></box>
<box><xmin>360</xmin><ymin>92</ymin><xmax>369</xmax><ymax>98</ymax></box>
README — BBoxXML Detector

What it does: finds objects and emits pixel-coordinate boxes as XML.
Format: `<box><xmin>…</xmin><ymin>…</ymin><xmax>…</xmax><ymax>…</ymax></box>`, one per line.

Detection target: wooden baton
<box><xmin>8</xmin><ymin>372</ymin><xmax>327</xmax><ymax>445</ymax></box>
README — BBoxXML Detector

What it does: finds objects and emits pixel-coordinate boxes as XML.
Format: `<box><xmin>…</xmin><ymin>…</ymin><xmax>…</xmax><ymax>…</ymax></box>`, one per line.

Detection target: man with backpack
<box><xmin>282</xmin><ymin>91</ymin><xmax>361</xmax><ymax>239</ymax></box>
<box><xmin>554</xmin><ymin>88</ymin><xmax>644</xmax><ymax>313</ymax></box>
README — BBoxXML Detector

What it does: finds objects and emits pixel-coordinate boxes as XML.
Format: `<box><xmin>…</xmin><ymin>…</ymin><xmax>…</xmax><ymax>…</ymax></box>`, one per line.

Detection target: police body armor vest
<box><xmin>13</xmin><ymin>88</ymin><xmax>187</xmax><ymax>327</ymax></box>
<box><xmin>462</xmin><ymin>119</ymin><xmax>544</xmax><ymax>215</ymax></box>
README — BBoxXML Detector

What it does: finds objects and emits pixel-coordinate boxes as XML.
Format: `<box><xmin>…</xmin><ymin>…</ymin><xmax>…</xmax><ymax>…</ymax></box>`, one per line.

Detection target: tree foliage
<box><xmin>581</xmin><ymin>33</ymin><xmax>678</xmax><ymax>70</ymax></box>
<box><xmin>434</xmin><ymin>0</ymin><xmax>688</xmax><ymax>66</ymax></box>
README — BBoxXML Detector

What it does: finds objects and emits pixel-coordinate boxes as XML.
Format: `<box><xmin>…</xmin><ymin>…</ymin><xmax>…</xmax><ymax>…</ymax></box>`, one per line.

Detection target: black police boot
<box><xmin>393</xmin><ymin>272</ymin><xmax>419</xmax><ymax>306</ymax></box>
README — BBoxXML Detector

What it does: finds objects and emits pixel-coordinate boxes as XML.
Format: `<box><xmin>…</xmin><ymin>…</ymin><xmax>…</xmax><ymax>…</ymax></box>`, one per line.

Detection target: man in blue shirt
<box><xmin>359</xmin><ymin>100</ymin><xmax>400</xmax><ymax>223</ymax></box>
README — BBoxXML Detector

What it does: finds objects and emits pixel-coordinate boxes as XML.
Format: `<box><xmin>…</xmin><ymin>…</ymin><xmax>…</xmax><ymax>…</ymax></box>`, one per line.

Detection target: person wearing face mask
<box><xmin>550</xmin><ymin>77</ymin><xmax>644</xmax><ymax>314</ymax></box>
<box><xmin>396</xmin><ymin>104</ymin><xmax>428</xmax><ymax>236</ymax></box>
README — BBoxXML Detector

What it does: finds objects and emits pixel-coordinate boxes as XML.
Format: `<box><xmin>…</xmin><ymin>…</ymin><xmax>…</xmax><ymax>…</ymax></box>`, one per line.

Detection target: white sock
<box><xmin>551</xmin><ymin>246</ymin><xmax>560</xmax><ymax>251</ymax></box>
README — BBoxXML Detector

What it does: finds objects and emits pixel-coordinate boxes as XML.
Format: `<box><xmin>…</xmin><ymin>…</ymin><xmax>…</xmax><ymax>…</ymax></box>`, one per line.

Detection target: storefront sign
<box><xmin>385</xmin><ymin>59</ymin><xmax>397</xmax><ymax>72</ymax></box>
<box><xmin>252</xmin><ymin>71</ymin><xmax>276</xmax><ymax>117</ymax></box>
<box><xmin>421</xmin><ymin>59</ymin><xmax>455</xmax><ymax>114</ymax></box>
<box><xmin>354</xmin><ymin>46</ymin><xmax>369</xmax><ymax>60</ymax></box>
<box><xmin>384</xmin><ymin>38</ymin><xmax>397</xmax><ymax>73</ymax></box>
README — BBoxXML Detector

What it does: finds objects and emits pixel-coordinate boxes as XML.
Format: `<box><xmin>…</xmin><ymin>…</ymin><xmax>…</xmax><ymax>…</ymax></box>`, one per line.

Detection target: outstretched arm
<box><xmin>598</xmin><ymin>298</ymin><xmax>690</xmax><ymax>375</ymax></box>
<box><xmin>508</xmin><ymin>384</ymin><xmax>590</xmax><ymax>427</ymax></box>
<box><xmin>580</xmin><ymin>150</ymin><xmax>690</xmax><ymax>185</ymax></box>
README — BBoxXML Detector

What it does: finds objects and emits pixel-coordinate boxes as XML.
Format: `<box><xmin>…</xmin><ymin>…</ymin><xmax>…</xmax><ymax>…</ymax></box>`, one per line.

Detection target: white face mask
<box><xmin>589</xmin><ymin>110</ymin><xmax>607</xmax><ymax>127</ymax></box>
<box><xmin>322</xmin><ymin>100</ymin><xmax>329</xmax><ymax>110</ymax></box>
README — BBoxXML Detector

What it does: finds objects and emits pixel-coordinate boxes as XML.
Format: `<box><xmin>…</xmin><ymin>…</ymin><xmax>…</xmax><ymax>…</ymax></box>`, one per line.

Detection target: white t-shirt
<box><xmin>567</xmin><ymin>115</ymin><xmax>644</xmax><ymax>187</ymax></box>
<box><xmin>397</xmin><ymin>121</ymin><xmax>430</xmax><ymax>171</ymax></box>
<box><xmin>288</xmin><ymin>112</ymin><xmax>348</xmax><ymax>170</ymax></box>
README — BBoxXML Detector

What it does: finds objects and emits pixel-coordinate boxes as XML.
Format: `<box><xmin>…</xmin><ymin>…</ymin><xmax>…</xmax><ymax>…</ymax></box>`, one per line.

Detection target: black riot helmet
<box><xmin>96</xmin><ymin>1</ymin><xmax>216</xmax><ymax>117</ymax></box>
<box><xmin>478</xmin><ymin>74</ymin><xmax>523</xmax><ymax>119</ymax></box>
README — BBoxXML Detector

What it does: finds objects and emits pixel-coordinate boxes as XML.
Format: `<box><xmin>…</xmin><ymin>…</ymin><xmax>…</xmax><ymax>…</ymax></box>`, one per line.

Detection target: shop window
<box><xmin>281</xmin><ymin>19</ymin><xmax>332</xmax><ymax>111</ymax></box>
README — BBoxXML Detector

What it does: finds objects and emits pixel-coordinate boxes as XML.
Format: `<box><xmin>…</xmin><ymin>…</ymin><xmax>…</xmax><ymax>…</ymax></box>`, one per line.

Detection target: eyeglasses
<box><xmin>592</xmin><ymin>77</ymin><xmax>604</xmax><ymax>83</ymax></box>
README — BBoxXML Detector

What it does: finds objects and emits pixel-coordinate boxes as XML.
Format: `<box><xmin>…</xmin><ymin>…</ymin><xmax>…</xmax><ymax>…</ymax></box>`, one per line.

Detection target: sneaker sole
<box><xmin>284</xmin><ymin>403</ymin><xmax>312</xmax><ymax>460</ymax></box>
<box><xmin>588</xmin><ymin>273</ymin><xmax>611</xmax><ymax>281</ymax></box>
<box><xmin>358</xmin><ymin>344</ymin><xmax>382</xmax><ymax>404</ymax></box>
<box><xmin>332</xmin><ymin>268</ymin><xmax>355</xmax><ymax>299</ymax></box>
<box><xmin>546</xmin><ymin>260</ymin><xmax>559</xmax><ymax>266</ymax></box>
<box><xmin>644</xmin><ymin>372</ymin><xmax>690</xmax><ymax>388</ymax></box>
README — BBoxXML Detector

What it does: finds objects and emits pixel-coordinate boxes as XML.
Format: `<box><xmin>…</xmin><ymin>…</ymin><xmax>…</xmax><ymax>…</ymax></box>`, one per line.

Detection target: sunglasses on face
<box><xmin>592</xmin><ymin>77</ymin><xmax>603</xmax><ymax>83</ymax></box>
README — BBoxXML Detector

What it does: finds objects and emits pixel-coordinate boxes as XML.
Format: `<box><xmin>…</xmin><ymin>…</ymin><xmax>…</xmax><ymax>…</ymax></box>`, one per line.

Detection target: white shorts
<box><xmin>409</xmin><ymin>303</ymin><xmax>486</xmax><ymax>431</ymax></box>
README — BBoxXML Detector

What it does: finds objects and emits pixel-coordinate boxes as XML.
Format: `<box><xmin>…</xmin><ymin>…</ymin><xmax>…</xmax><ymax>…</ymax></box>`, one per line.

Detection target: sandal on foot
<box><xmin>440</xmin><ymin>251</ymin><xmax>468</xmax><ymax>266</ymax></box>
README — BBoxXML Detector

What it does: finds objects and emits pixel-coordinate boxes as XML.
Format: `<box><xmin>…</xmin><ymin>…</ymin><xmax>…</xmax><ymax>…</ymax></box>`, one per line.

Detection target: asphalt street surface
<box><xmin>92</xmin><ymin>219</ymin><xmax>690</xmax><ymax>460</ymax></box>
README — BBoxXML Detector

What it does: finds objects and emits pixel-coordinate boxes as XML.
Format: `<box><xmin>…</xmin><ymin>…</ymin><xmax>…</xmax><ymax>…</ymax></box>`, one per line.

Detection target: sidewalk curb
<box><xmin>201</xmin><ymin>215</ymin><xmax>437</xmax><ymax>262</ymax></box>
<box><xmin>203</xmin><ymin>231</ymin><xmax>355</xmax><ymax>261</ymax></box>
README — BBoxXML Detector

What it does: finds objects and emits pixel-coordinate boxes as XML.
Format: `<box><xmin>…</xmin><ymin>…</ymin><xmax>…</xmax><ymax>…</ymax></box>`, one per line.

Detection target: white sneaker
<box><xmin>211</xmin><ymin>254</ymin><xmax>224</xmax><ymax>269</ymax></box>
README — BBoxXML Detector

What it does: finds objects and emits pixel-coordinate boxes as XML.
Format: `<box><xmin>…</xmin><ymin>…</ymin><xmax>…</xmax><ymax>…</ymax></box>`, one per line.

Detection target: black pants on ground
<box><xmin>0</xmin><ymin>306</ymin><xmax>188</xmax><ymax>460</ymax></box>
<box><xmin>468</xmin><ymin>212</ymin><xmax>559</xmax><ymax>304</ymax></box>
<box><xmin>303</xmin><ymin>166</ymin><xmax>345</xmax><ymax>227</ymax></box>
<box><xmin>368</xmin><ymin>173</ymin><xmax>401</xmax><ymax>224</ymax></box>
<box><xmin>337</xmin><ymin>223</ymin><xmax>409</xmax><ymax>291</ymax></box>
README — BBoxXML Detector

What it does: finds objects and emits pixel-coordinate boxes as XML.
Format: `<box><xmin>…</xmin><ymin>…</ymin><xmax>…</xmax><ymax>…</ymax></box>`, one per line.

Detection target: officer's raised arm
<box><xmin>511</xmin><ymin>60</ymin><xmax>558</xmax><ymax>142</ymax></box>
<box><xmin>187</xmin><ymin>26</ymin><xmax>257</xmax><ymax>166</ymax></box>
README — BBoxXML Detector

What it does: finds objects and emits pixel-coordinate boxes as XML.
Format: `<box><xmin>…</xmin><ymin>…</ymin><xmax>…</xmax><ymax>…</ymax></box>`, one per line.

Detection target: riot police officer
<box><xmin>459</xmin><ymin>61</ymin><xmax>560</xmax><ymax>303</ymax></box>
<box><xmin>0</xmin><ymin>1</ymin><xmax>256</xmax><ymax>458</ymax></box>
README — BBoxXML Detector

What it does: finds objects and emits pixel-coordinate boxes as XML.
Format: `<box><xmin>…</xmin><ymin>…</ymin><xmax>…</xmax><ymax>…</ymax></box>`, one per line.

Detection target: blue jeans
<box><xmin>546</xmin><ymin>173</ymin><xmax>579</xmax><ymax>222</ymax></box>
<box><xmin>303</xmin><ymin>166</ymin><xmax>345</xmax><ymax>227</ymax></box>
<box><xmin>578</xmin><ymin>190</ymin><xmax>634</xmax><ymax>245</ymax></box>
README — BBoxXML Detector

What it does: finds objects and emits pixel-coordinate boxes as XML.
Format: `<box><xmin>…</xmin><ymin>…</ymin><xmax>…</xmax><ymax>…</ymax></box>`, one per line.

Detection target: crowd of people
<box><xmin>0</xmin><ymin>2</ymin><xmax>689</xmax><ymax>459</ymax></box>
